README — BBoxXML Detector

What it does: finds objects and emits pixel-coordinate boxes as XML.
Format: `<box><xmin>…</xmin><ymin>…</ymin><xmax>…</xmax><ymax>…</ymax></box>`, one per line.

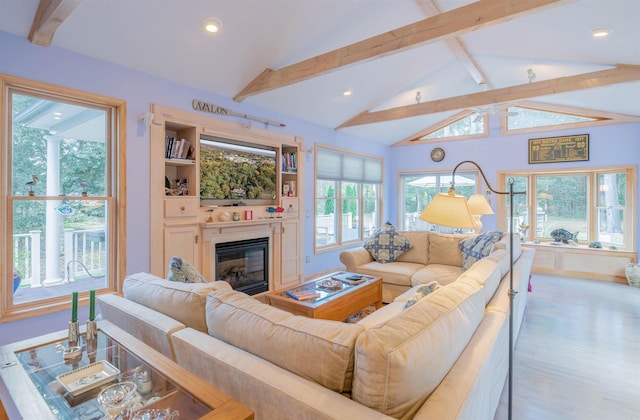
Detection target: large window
<box><xmin>399</xmin><ymin>170</ymin><xmax>478</xmax><ymax>232</ymax></box>
<box><xmin>2</xmin><ymin>76</ymin><xmax>125</xmax><ymax>322</ymax></box>
<box><xmin>315</xmin><ymin>146</ymin><xmax>382</xmax><ymax>250</ymax></box>
<box><xmin>499</xmin><ymin>167</ymin><xmax>635</xmax><ymax>250</ymax></box>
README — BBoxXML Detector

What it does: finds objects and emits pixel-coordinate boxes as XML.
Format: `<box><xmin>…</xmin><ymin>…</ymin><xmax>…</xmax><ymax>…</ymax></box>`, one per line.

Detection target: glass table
<box><xmin>0</xmin><ymin>320</ymin><xmax>253</xmax><ymax>419</ymax></box>
<box><xmin>264</xmin><ymin>271</ymin><xmax>383</xmax><ymax>321</ymax></box>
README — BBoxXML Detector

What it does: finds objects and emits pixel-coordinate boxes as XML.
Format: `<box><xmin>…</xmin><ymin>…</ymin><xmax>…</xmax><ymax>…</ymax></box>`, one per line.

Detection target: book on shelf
<box><xmin>286</xmin><ymin>289</ymin><xmax>320</xmax><ymax>301</ymax></box>
<box><xmin>331</xmin><ymin>272</ymin><xmax>367</xmax><ymax>285</ymax></box>
<box><xmin>282</xmin><ymin>152</ymin><xmax>297</xmax><ymax>172</ymax></box>
<box><xmin>165</xmin><ymin>136</ymin><xmax>191</xmax><ymax>159</ymax></box>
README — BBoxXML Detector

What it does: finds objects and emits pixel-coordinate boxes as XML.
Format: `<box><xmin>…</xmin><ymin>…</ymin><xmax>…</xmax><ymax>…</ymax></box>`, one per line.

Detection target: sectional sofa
<box><xmin>99</xmin><ymin>235</ymin><xmax>534</xmax><ymax>419</ymax></box>
<box><xmin>340</xmin><ymin>231</ymin><xmax>515</xmax><ymax>303</ymax></box>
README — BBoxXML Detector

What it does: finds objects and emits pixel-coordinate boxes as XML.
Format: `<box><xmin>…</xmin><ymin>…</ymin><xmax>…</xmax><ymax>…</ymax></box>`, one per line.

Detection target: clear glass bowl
<box><xmin>98</xmin><ymin>381</ymin><xmax>138</xmax><ymax>418</ymax></box>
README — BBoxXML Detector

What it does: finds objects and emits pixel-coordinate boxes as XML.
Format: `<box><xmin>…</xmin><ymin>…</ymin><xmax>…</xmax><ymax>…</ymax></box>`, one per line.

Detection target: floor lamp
<box><xmin>419</xmin><ymin>160</ymin><xmax>525</xmax><ymax>420</ymax></box>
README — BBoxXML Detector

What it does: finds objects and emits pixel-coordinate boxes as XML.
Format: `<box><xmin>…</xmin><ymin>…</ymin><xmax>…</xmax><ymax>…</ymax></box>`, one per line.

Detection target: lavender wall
<box><xmin>1</xmin><ymin>30</ymin><xmax>638</xmax><ymax>344</ymax></box>
<box><xmin>0</xmin><ymin>31</ymin><xmax>387</xmax><ymax>343</ymax></box>
<box><xmin>387</xmin><ymin>118</ymin><xmax>640</xmax><ymax>240</ymax></box>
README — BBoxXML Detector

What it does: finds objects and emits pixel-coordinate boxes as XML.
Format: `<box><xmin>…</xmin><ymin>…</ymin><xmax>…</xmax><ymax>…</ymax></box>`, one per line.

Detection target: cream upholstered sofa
<box><xmin>340</xmin><ymin>231</ymin><xmax>515</xmax><ymax>303</ymax></box>
<box><xmin>99</xmin><ymin>241</ymin><xmax>534</xmax><ymax>420</ymax></box>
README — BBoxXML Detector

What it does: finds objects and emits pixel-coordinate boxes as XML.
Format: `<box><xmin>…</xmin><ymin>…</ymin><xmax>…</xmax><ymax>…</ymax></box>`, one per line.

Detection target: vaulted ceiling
<box><xmin>2</xmin><ymin>0</ymin><xmax>639</xmax><ymax>146</ymax></box>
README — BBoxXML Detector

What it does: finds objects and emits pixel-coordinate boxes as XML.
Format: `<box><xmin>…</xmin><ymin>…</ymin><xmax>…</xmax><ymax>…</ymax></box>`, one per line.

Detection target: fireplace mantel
<box><xmin>200</xmin><ymin>219</ymin><xmax>291</xmax><ymax>293</ymax></box>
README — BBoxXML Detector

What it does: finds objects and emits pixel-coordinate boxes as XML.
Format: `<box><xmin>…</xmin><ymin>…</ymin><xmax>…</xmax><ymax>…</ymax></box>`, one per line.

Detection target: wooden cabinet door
<box><xmin>280</xmin><ymin>220</ymin><xmax>301</xmax><ymax>287</ymax></box>
<box><xmin>163</xmin><ymin>225</ymin><xmax>199</xmax><ymax>278</ymax></box>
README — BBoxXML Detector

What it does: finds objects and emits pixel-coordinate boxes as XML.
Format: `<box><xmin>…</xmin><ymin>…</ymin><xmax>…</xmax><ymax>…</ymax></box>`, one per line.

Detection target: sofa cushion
<box><xmin>357</xmin><ymin>261</ymin><xmax>424</xmax><ymax>287</ymax></box>
<box><xmin>123</xmin><ymin>272</ymin><xmax>230</xmax><ymax>333</ymax></box>
<box><xmin>206</xmin><ymin>289</ymin><xmax>365</xmax><ymax>393</ymax></box>
<box><xmin>484</xmin><ymin>248</ymin><xmax>510</xmax><ymax>278</ymax></box>
<box><xmin>394</xmin><ymin>231</ymin><xmax>429</xmax><ymax>265</ymax></box>
<box><xmin>403</xmin><ymin>281</ymin><xmax>440</xmax><ymax>308</ymax></box>
<box><xmin>460</xmin><ymin>231</ymin><xmax>503</xmax><ymax>271</ymax></box>
<box><xmin>167</xmin><ymin>256</ymin><xmax>207</xmax><ymax>283</ymax></box>
<box><xmin>428</xmin><ymin>232</ymin><xmax>472</xmax><ymax>266</ymax></box>
<box><xmin>492</xmin><ymin>233</ymin><xmax>523</xmax><ymax>266</ymax></box>
<box><xmin>356</xmin><ymin>301</ymin><xmax>405</xmax><ymax>329</ymax></box>
<box><xmin>411</xmin><ymin>264</ymin><xmax>463</xmax><ymax>287</ymax></box>
<box><xmin>363</xmin><ymin>222</ymin><xmax>412</xmax><ymax>263</ymax></box>
<box><xmin>456</xmin><ymin>256</ymin><xmax>502</xmax><ymax>305</ymax></box>
<box><xmin>352</xmin><ymin>280</ymin><xmax>485</xmax><ymax>418</ymax></box>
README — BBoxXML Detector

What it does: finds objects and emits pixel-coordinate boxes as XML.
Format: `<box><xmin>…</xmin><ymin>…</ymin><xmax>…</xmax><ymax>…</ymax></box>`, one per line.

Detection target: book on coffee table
<box><xmin>286</xmin><ymin>290</ymin><xmax>321</xmax><ymax>301</ymax></box>
<box><xmin>331</xmin><ymin>272</ymin><xmax>366</xmax><ymax>285</ymax></box>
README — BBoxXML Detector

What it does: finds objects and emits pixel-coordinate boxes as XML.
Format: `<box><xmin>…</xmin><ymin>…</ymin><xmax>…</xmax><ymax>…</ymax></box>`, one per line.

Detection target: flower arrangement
<box><xmin>275</xmin><ymin>206</ymin><xmax>285</xmax><ymax>217</ymax></box>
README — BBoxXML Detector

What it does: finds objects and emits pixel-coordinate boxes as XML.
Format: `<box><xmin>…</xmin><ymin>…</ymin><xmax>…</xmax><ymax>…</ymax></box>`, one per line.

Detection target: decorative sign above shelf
<box><xmin>192</xmin><ymin>99</ymin><xmax>286</xmax><ymax>127</ymax></box>
<box><xmin>528</xmin><ymin>134</ymin><xmax>589</xmax><ymax>164</ymax></box>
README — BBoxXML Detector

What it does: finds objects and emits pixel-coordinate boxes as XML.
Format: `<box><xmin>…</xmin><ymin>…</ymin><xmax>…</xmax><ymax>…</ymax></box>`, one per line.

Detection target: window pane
<box><xmin>12</xmin><ymin>199</ymin><xmax>108</xmax><ymax>304</ymax></box>
<box><xmin>401</xmin><ymin>172</ymin><xmax>477</xmax><ymax>231</ymax></box>
<box><xmin>422</xmin><ymin>114</ymin><xmax>485</xmax><ymax>139</ymax></box>
<box><xmin>341</xmin><ymin>182</ymin><xmax>359</xmax><ymax>242</ymax></box>
<box><xmin>505</xmin><ymin>176</ymin><xmax>530</xmax><ymax>235</ymax></box>
<box><xmin>535</xmin><ymin>175</ymin><xmax>588</xmax><ymax>241</ymax></box>
<box><xmin>12</xmin><ymin>94</ymin><xmax>107</xmax><ymax>197</ymax></box>
<box><xmin>10</xmin><ymin>91</ymin><xmax>110</xmax><ymax>308</ymax></box>
<box><xmin>363</xmin><ymin>184</ymin><xmax>379</xmax><ymax>237</ymax></box>
<box><xmin>507</xmin><ymin>107</ymin><xmax>596</xmax><ymax>131</ymax></box>
<box><xmin>597</xmin><ymin>172</ymin><xmax>625</xmax><ymax>245</ymax></box>
<box><xmin>316</xmin><ymin>180</ymin><xmax>336</xmax><ymax>246</ymax></box>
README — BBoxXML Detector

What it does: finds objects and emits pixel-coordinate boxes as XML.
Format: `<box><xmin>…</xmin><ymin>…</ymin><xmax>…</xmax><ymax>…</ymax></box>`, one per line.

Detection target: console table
<box><xmin>0</xmin><ymin>320</ymin><xmax>253</xmax><ymax>419</ymax></box>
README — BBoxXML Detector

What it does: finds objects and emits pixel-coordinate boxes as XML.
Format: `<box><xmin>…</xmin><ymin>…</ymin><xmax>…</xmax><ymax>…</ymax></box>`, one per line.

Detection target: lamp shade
<box><xmin>467</xmin><ymin>194</ymin><xmax>494</xmax><ymax>215</ymax></box>
<box><xmin>420</xmin><ymin>193</ymin><xmax>475</xmax><ymax>228</ymax></box>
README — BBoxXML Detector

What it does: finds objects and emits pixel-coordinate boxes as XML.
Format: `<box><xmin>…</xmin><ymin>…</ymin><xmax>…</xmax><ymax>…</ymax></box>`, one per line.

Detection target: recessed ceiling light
<box><xmin>343</xmin><ymin>89</ymin><xmax>352</xmax><ymax>96</ymax></box>
<box><xmin>204</xmin><ymin>18</ymin><xmax>222</xmax><ymax>34</ymax></box>
<box><xmin>592</xmin><ymin>26</ymin><xmax>611</xmax><ymax>38</ymax></box>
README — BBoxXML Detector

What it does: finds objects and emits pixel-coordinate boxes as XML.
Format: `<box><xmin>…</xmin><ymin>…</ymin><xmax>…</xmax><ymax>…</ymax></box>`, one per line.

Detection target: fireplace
<box><xmin>215</xmin><ymin>237</ymin><xmax>269</xmax><ymax>295</ymax></box>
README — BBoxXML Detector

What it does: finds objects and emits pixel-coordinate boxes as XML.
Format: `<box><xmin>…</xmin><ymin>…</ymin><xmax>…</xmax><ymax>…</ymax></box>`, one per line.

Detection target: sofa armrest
<box><xmin>98</xmin><ymin>294</ymin><xmax>185</xmax><ymax>360</ymax></box>
<box><xmin>340</xmin><ymin>247</ymin><xmax>374</xmax><ymax>272</ymax></box>
<box><xmin>172</xmin><ymin>328</ymin><xmax>392</xmax><ymax>420</ymax></box>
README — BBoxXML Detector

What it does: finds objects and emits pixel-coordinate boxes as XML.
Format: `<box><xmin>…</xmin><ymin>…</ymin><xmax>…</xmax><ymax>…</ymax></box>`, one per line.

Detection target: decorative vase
<box><xmin>625</xmin><ymin>263</ymin><xmax>640</xmax><ymax>288</ymax></box>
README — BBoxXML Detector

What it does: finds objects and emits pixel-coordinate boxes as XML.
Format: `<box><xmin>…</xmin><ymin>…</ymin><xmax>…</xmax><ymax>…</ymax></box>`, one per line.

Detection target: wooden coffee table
<box><xmin>265</xmin><ymin>272</ymin><xmax>382</xmax><ymax>321</ymax></box>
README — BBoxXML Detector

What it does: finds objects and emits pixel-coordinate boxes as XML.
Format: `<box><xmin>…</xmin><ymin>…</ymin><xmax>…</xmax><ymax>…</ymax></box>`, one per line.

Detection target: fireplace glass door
<box><xmin>215</xmin><ymin>238</ymin><xmax>268</xmax><ymax>295</ymax></box>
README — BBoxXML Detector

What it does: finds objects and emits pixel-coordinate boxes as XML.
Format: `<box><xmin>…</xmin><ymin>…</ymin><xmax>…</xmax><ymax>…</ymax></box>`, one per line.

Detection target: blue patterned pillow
<box><xmin>363</xmin><ymin>222</ymin><xmax>412</xmax><ymax>263</ymax></box>
<box><xmin>404</xmin><ymin>281</ymin><xmax>440</xmax><ymax>309</ymax></box>
<box><xmin>168</xmin><ymin>256</ymin><xmax>207</xmax><ymax>283</ymax></box>
<box><xmin>460</xmin><ymin>231</ymin><xmax>503</xmax><ymax>271</ymax></box>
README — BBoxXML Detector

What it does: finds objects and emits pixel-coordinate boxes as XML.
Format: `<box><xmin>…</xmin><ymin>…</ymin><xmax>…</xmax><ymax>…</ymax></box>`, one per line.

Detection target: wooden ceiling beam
<box><xmin>28</xmin><ymin>0</ymin><xmax>81</xmax><ymax>47</ymax></box>
<box><xmin>416</xmin><ymin>0</ymin><xmax>489</xmax><ymax>87</ymax></box>
<box><xmin>336</xmin><ymin>64</ymin><xmax>640</xmax><ymax>128</ymax></box>
<box><xmin>234</xmin><ymin>0</ymin><xmax>575</xmax><ymax>102</ymax></box>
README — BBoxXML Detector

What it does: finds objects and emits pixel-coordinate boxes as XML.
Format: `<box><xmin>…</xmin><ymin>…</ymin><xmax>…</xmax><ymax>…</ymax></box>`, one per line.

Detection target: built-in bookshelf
<box><xmin>282</xmin><ymin>146</ymin><xmax>298</xmax><ymax>198</ymax></box>
<box><xmin>164</xmin><ymin>122</ymin><xmax>197</xmax><ymax>197</ymax></box>
<box><xmin>149</xmin><ymin>104</ymin><xmax>304</xmax><ymax>289</ymax></box>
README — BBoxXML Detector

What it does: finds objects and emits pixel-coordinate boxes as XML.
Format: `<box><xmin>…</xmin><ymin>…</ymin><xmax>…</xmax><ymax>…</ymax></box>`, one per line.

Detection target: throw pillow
<box><xmin>460</xmin><ymin>231</ymin><xmax>504</xmax><ymax>271</ymax></box>
<box><xmin>363</xmin><ymin>222</ymin><xmax>412</xmax><ymax>263</ymax></box>
<box><xmin>404</xmin><ymin>281</ymin><xmax>440</xmax><ymax>309</ymax></box>
<box><xmin>167</xmin><ymin>256</ymin><xmax>207</xmax><ymax>283</ymax></box>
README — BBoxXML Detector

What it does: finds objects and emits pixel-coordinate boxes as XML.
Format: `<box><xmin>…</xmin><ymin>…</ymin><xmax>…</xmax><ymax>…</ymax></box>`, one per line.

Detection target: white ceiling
<box><xmin>1</xmin><ymin>0</ymin><xmax>639</xmax><ymax>146</ymax></box>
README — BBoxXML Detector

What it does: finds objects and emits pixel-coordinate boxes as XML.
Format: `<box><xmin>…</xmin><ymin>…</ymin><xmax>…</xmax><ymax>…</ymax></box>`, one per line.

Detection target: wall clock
<box><xmin>430</xmin><ymin>147</ymin><xmax>445</xmax><ymax>162</ymax></box>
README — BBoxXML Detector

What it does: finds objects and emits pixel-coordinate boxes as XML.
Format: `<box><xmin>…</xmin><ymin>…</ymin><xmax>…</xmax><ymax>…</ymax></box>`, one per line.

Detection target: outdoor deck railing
<box><xmin>12</xmin><ymin>228</ymin><xmax>106</xmax><ymax>288</ymax></box>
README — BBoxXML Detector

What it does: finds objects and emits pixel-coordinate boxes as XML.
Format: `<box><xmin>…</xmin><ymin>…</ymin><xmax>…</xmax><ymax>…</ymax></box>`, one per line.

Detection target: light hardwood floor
<box><xmin>494</xmin><ymin>274</ymin><xmax>640</xmax><ymax>420</ymax></box>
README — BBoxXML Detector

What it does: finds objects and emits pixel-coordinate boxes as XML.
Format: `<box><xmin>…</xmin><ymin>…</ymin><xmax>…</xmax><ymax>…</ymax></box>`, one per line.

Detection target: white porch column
<box><xmin>43</xmin><ymin>135</ymin><xmax>63</xmax><ymax>285</ymax></box>
<box><xmin>29</xmin><ymin>230</ymin><xmax>42</xmax><ymax>287</ymax></box>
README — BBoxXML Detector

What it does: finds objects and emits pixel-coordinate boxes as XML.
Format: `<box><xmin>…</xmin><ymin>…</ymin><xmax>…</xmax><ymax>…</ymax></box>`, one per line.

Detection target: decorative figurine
<box><xmin>26</xmin><ymin>174</ymin><xmax>39</xmax><ymax>196</ymax></box>
<box><xmin>550</xmin><ymin>228</ymin><xmax>578</xmax><ymax>244</ymax></box>
<box><xmin>78</xmin><ymin>178</ymin><xmax>90</xmax><ymax>196</ymax></box>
